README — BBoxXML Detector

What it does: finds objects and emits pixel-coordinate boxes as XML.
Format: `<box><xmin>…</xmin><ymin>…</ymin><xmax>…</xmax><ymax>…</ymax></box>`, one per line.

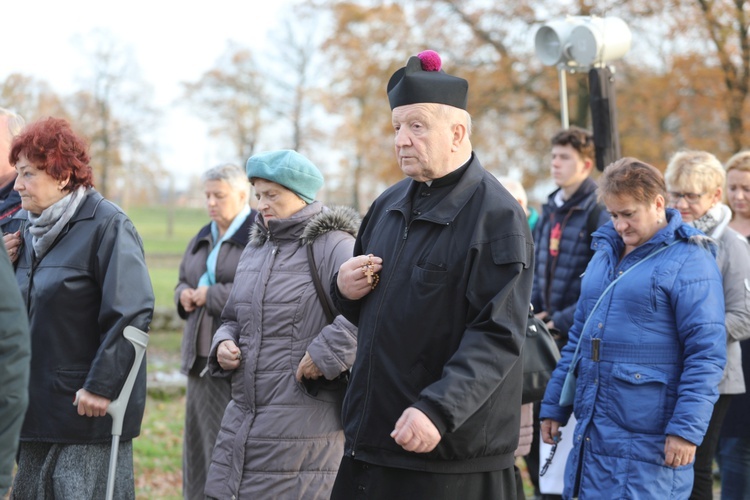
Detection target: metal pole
<box><xmin>106</xmin><ymin>435</ymin><xmax>120</xmax><ymax>500</ymax></box>
<box><xmin>558</xmin><ymin>66</ymin><xmax>569</xmax><ymax>128</ymax></box>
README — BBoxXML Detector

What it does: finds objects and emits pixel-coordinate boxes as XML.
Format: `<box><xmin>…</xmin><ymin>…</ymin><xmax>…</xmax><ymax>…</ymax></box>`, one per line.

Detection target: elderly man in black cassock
<box><xmin>330</xmin><ymin>50</ymin><xmax>534</xmax><ymax>499</ymax></box>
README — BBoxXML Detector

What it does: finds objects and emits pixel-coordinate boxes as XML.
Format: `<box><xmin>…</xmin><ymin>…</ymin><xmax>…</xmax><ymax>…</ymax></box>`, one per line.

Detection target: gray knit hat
<box><xmin>246</xmin><ymin>150</ymin><xmax>324</xmax><ymax>204</ymax></box>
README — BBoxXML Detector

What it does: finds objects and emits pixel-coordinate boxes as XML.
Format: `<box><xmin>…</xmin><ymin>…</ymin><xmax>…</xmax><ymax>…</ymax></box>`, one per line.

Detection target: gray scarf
<box><xmin>691</xmin><ymin>204</ymin><xmax>721</xmax><ymax>235</ymax></box>
<box><xmin>27</xmin><ymin>186</ymin><xmax>86</xmax><ymax>259</ymax></box>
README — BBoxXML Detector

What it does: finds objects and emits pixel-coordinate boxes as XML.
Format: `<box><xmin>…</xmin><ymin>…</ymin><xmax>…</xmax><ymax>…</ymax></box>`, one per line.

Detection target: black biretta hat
<box><xmin>387</xmin><ymin>50</ymin><xmax>468</xmax><ymax>110</ymax></box>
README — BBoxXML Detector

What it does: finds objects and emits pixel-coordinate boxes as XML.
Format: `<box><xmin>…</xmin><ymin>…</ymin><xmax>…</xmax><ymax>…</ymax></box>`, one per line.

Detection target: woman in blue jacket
<box><xmin>540</xmin><ymin>157</ymin><xmax>727</xmax><ymax>499</ymax></box>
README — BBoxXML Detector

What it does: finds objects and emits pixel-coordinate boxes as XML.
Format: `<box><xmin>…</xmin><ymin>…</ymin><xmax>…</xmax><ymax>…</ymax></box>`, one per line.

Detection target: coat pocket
<box><xmin>54</xmin><ymin>367</ymin><xmax>89</xmax><ymax>395</ymax></box>
<box><xmin>608</xmin><ymin>363</ymin><xmax>669</xmax><ymax>434</ymax></box>
<box><xmin>412</xmin><ymin>263</ymin><xmax>449</xmax><ymax>285</ymax></box>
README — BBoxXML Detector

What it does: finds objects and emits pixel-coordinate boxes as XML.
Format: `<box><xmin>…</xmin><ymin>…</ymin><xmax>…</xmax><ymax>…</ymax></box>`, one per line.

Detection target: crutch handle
<box><xmin>107</xmin><ymin>326</ymin><xmax>149</xmax><ymax>436</ymax></box>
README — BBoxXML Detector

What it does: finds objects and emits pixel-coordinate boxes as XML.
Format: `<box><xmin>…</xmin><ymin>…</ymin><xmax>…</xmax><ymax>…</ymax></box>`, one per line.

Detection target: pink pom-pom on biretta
<box><xmin>418</xmin><ymin>50</ymin><xmax>442</xmax><ymax>72</ymax></box>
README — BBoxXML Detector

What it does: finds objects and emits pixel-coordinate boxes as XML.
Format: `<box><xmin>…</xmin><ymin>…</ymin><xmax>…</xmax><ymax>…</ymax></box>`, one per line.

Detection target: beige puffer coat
<box><xmin>514</xmin><ymin>403</ymin><xmax>534</xmax><ymax>458</ymax></box>
<box><xmin>205</xmin><ymin>202</ymin><xmax>359</xmax><ymax>500</ymax></box>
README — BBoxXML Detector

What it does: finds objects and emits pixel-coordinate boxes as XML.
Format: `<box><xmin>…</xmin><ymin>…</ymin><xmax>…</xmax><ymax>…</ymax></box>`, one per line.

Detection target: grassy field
<box><xmin>127</xmin><ymin>205</ymin><xmax>207</xmax><ymax>308</ymax></box>
<box><xmin>127</xmin><ymin>206</ymin><xmax>206</xmax><ymax>256</ymax></box>
<box><xmin>136</xmin><ymin>329</ymin><xmax>185</xmax><ymax>499</ymax></box>
<box><xmin>134</xmin><ymin>393</ymin><xmax>184</xmax><ymax>499</ymax></box>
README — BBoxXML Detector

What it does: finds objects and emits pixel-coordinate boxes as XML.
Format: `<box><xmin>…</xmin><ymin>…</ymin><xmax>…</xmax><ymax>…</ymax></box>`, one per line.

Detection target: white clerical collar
<box><xmin>425</xmin><ymin>154</ymin><xmax>472</xmax><ymax>187</ymax></box>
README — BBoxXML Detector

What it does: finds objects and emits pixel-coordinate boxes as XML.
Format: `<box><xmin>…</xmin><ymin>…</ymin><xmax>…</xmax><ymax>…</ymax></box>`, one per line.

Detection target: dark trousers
<box><xmin>524</xmin><ymin>402</ymin><xmax>541</xmax><ymax>495</ymax></box>
<box><xmin>690</xmin><ymin>394</ymin><xmax>733</xmax><ymax>500</ymax></box>
<box><xmin>330</xmin><ymin>456</ymin><xmax>516</xmax><ymax>500</ymax></box>
<box><xmin>717</xmin><ymin>436</ymin><xmax>750</xmax><ymax>500</ymax></box>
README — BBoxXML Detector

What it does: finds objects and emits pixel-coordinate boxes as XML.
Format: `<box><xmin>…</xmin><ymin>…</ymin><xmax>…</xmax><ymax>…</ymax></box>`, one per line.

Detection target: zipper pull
<box><xmin>403</xmin><ymin>225</ymin><xmax>408</xmax><ymax>240</ymax></box>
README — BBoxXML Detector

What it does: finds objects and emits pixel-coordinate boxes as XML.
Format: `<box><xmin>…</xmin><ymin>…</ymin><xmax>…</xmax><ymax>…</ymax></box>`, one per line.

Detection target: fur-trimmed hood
<box><xmin>249</xmin><ymin>204</ymin><xmax>360</xmax><ymax>247</ymax></box>
<box><xmin>300</xmin><ymin>205</ymin><xmax>360</xmax><ymax>245</ymax></box>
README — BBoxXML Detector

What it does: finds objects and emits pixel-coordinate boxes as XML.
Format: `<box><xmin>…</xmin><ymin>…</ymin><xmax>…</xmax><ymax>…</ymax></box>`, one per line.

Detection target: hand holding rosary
<box><xmin>361</xmin><ymin>254</ymin><xmax>380</xmax><ymax>290</ymax></box>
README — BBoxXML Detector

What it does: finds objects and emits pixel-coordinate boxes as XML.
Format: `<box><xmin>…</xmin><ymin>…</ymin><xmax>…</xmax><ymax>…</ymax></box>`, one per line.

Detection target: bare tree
<box><xmin>315</xmin><ymin>1</ymin><xmax>415</xmax><ymax>211</ymax></box>
<box><xmin>312</xmin><ymin>0</ymin><xmax>748</xmax><ymax>200</ymax></box>
<box><xmin>685</xmin><ymin>0</ymin><xmax>749</xmax><ymax>152</ymax></box>
<box><xmin>0</xmin><ymin>74</ymin><xmax>69</xmax><ymax>121</ymax></box>
<box><xmin>181</xmin><ymin>42</ymin><xmax>266</xmax><ymax>164</ymax></box>
<box><xmin>264</xmin><ymin>4</ymin><xmax>326</xmax><ymax>154</ymax></box>
<box><xmin>71</xmin><ymin>29</ymin><xmax>162</xmax><ymax>201</ymax></box>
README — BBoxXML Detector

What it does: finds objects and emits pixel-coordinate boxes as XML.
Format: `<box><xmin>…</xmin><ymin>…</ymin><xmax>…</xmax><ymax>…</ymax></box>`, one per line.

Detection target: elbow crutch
<box><xmin>105</xmin><ymin>326</ymin><xmax>149</xmax><ymax>500</ymax></box>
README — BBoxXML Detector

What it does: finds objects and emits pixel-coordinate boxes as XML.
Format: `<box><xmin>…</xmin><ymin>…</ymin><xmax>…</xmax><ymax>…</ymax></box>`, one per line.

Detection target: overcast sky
<box><xmin>4</xmin><ymin>0</ymin><xmax>291</xmax><ymax>188</ymax></box>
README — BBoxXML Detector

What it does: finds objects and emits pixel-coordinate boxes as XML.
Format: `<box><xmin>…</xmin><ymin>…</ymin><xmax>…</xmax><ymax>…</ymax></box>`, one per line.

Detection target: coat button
<box><xmin>635</xmin><ymin>373</ymin><xmax>641</xmax><ymax>379</ymax></box>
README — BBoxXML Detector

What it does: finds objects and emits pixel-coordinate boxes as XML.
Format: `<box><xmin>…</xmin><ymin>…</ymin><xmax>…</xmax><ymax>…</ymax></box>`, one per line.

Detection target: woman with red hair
<box><xmin>6</xmin><ymin>117</ymin><xmax>153</xmax><ymax>499</ymax></box>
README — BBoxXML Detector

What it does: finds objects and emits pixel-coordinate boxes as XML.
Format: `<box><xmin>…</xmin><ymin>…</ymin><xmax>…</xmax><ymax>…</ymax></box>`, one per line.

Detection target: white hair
<box><xmin>202</xmin><ymin>163</ymin><xmax>251</xmax><ymax>200</ymax></box>
<box><xmin>433</xmin><ymin>103</ymin><xmax>472</xmax><ymax>137</ymax></box>
<box><xmin>0</xmin><ymin>107</ymin><xmax>25</xmax><ymax>140</ymax></box>
<box><xmin>495</xmin><ymin>175</ymin><xmax>528</xmax><ymax>210</ymax></box>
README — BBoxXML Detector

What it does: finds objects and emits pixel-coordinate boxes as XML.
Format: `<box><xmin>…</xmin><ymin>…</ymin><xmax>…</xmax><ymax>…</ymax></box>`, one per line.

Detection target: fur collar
<box><xmin>249</xmin><ymin>205</ymin><xmax>360</xmax><ymax>247</ymax></box>
<box><xmin>688</xmin><ymin>233</ymin><xmax>719</xmax><ymax>256</ymax></box>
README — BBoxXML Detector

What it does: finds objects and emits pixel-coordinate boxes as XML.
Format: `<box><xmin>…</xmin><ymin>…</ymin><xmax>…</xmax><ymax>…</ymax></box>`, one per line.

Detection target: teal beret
<box><xmin>246</xmin><ymin>150</ymin><xmax>324</xmax><ymax>204</ymax></box>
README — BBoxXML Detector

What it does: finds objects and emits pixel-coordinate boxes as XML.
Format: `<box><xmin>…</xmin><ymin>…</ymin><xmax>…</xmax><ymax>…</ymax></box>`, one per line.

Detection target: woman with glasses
<box><xmin>665</xmin><ymin>150</ymin><xmax>750</xmax><ymax>500</ymax></box>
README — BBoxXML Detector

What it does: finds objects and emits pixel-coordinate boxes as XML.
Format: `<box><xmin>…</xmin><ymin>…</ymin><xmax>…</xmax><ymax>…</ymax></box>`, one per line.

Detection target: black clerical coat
<box><xmin>333</xmin><ymin>154</ymin><xmax>534</xmax><ymax>475</ymax></box>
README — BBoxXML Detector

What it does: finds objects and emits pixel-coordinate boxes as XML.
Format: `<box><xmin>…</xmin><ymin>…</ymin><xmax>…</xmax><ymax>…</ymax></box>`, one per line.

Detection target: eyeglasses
<box><xmin>668</xmin><ymin>192</ymin><xmax>706</xmax><ymax>204</ymax></box>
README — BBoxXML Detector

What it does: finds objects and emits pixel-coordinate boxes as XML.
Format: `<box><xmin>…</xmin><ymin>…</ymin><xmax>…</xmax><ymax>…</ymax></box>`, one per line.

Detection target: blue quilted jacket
<box><xmin>540</xmin><ymin>209</ymin><xmax>727</xmax><ymax>499</ymax></box>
